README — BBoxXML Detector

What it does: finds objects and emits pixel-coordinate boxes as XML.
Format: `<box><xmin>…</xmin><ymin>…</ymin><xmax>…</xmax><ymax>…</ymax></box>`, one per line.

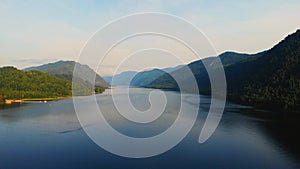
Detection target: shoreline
<box><xmin>22</xmin><ymin>96</ymin><xmax>72</xmax><ymax>102</ymax></box>
<box><xmin>0</xmin><ymin>96</ymin><xmax>72</xmax><ymax>105</ymax></box>
<box><xmin>1</xmin><ymin>91</ymin><xmax>107</xmax><ymax>104</ymax></box>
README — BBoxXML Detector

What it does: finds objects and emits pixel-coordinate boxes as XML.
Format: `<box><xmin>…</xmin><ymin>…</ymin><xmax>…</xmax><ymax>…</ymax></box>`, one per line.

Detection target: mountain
<box><xmin>146</xmin><ymin>51</ymin><xmax>265</xmax><ymax>93</ymax></box>
<box><xmin>103</xmin><ymin>71</ymin><xmax>137</xmax><ymax>86</ymax></box>
<box><xmin>161</xmin><ymin>64</ymin><xmax>184</xmax><ymax>73</ymax></box>
<box><xmin>24</xmin><ymin>61</ymin><xmax>110</xmax><ymax>88</ymax></box>
<box><xmin>217</xmin><ymin>51</ymin><xmax>265</xmax><ymax>66</ymax></box>
<box><xmin>226</xmin><ymin>30</ymin><xmax>300</xmax><ymax>112</ymax></box>
<box><xmin>103</xmin><ymin>65</ymin><xmax>183</xmax><ymax>86</ymax></box>
<box><xmin>0</xmin><ymin>67</ymin><xmax>72</xmax><ymax>99</ymax></box>
<box><xmin>146</xmin><ymin>30</ymin><xmax>300</xmax><ymax>112</ymax></box>
<box><xmin>130</xmin><ymin>69</ymin><xmax>165</xmax><ymax>87</ymax></box>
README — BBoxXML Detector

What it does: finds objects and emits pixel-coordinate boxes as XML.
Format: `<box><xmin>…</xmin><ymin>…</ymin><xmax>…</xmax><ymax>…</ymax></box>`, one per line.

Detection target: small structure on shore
<box><xmin>5</xmin><ymin>99</ymin><xmax>22</xmax><ymax>104</ymax></box>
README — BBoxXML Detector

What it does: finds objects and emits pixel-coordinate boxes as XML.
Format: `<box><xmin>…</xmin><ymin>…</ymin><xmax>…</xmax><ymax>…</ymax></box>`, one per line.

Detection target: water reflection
<box><xmin>0</xmin><ymin>88</ymin><xmax>299</xmax><ymax>168</ymax></box>
<box><xmin>260</xmin><ymin>117</ymin><xmax>300</xmax><ymax>165</ymax></box>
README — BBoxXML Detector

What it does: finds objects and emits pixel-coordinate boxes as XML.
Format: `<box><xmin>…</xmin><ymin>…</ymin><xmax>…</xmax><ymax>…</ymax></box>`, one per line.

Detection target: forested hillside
<box><xmin>0</xmin><ymin>67</ymin><xmax>72</xmax><ymax>99</ymax></box>
<box><xmin>229</xmin><ymin>30</ymin><xmax>300</xmax><ymax>112</ymax></box>
<box><xmin>146</xmin><ymin>30</ymin><xmax>300</xmax><ymax>112</ymax></box>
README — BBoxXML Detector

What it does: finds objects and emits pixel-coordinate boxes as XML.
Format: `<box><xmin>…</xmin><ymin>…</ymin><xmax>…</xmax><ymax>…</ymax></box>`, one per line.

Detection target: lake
<box><xmin>0</xmin><ymin>88</ymin><xmax>300</xmax><ymax>169</ymax></box>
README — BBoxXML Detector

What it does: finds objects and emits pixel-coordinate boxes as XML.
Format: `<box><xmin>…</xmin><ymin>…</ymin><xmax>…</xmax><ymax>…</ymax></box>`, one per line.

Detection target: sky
<box><xmin>0</xmin><ymin>0</ymin><xmax>300</xmax><ymax>76</ymax></box>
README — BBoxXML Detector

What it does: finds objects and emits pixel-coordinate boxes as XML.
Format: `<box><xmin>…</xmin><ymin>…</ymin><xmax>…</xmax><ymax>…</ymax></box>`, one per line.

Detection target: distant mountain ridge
<box><xmin>146</xmin><ymin>51</ymin><xmax>265</xmax><ymax>93</ymax></box>
<box><xmin>24</xmin><ymin>61</ymin><xmax>110</xmax><ymax>88</ymax></box>
<box><xmin>130</xmin><ymin>69</ymin><xmax>165</xmax><ymax>87</ymax></box>
<box><xmin>103</xmin><ymin>65</ymin><xmax>183</xmax><ymax>86</ymax></box>
<box><xmin>103</xmin><ymin>71</ymin><xmax>137</xmax><ymax>86</ymax></box>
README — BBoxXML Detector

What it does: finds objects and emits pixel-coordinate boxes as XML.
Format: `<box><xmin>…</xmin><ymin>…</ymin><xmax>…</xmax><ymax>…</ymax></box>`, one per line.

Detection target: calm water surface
<box><xmin>0</xmin><ymin>88</ymin><xmax>300</xmax><ymax>169</ymax></box>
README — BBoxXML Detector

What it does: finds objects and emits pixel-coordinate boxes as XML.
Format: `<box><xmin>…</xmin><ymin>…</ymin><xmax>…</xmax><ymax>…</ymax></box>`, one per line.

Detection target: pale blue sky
<box><xmin>1</xmin><ymin>0</ymin><xmax>299</xmax><ymax>75</ymax></box>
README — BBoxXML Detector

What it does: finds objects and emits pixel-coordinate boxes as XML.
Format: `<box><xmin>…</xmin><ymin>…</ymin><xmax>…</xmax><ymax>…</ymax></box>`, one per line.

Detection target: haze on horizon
<box><xmin>1</xmin><ymin>0</ymin><xmax>300</xmax><ymax>76</ymax></box>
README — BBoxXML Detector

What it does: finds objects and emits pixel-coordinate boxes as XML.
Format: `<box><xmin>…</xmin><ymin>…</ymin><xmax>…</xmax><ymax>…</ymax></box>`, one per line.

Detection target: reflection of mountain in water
<box><xmin>261</xmin><ymin>117</ymin><xmax>300</xmax><ymax>163</ymax></box>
